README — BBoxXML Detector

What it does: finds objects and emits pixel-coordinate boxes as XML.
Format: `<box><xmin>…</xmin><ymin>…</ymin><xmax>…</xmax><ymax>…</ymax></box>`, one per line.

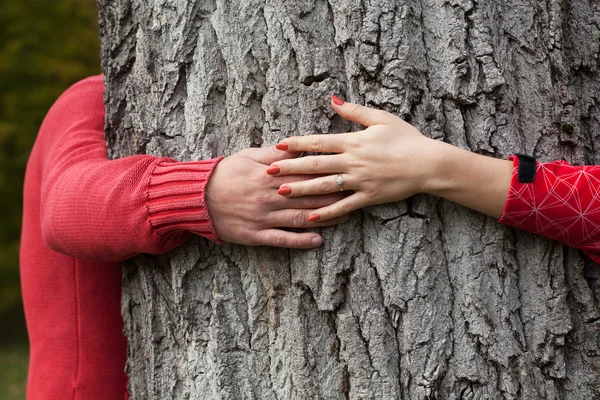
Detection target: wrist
<box><xmin>420</xmin><ymin>140</ymin><xmax>467</xmax><ymax>197</ymax></box>
<box><xmin>422</xmin><ymin>142</ymin><xmax>513</xmax><ymax>218</ymax></box>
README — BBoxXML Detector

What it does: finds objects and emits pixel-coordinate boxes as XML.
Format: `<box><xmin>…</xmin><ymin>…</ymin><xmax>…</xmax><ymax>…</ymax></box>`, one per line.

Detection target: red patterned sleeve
<box><xmin>499</xmin><ymin>156</ymin><xmax>600</xmax><ymax>262</ymax></box>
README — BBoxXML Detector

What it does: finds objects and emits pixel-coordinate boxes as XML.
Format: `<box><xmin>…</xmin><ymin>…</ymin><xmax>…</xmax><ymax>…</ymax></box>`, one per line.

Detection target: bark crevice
<box><xmin>99</xmin><ymin>0</ymin><xmax>600</xmax><ymax>398</ymax></box>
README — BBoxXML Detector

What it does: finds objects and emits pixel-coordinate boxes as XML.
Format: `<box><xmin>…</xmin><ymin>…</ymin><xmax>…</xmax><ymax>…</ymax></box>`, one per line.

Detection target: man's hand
<box><xmin>205</xmin><ymin>146</ymin><xmax>349</xmax><ymax>249</ymax></box>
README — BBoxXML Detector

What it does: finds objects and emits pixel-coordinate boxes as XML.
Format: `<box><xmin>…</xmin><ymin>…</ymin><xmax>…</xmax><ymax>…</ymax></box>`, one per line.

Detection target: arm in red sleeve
<box><xmin>499</xmin><ymin>156</ymin><xmax>600</xmax><ymax>262</ymax></box>
<box><xmin>38</xmin><ymin>76</ymin><xmax>222</xmax><ymax>262</ymax></box>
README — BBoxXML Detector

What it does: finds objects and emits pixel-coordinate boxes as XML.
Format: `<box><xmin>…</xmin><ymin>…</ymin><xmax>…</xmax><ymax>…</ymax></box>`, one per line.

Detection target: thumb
<box><xmin>330</xmin><ymin>95</ymin><xmax>396</xmax><ymax>127</ymax></box>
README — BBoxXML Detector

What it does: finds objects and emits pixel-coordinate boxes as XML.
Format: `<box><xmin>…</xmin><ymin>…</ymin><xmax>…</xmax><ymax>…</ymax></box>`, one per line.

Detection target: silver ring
<box><xmin>336</xmin><ymin>173</ymin><xmax>345</xmax><ymax>191</ymax></box>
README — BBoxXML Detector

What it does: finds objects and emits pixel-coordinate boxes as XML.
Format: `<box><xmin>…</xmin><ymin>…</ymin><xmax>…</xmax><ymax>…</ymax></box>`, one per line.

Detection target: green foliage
<box><xmin>0</xmin><ymin>344</ymin><xmax>29</xmax><ymax>400</ymax></box>
<box><xmin>0</xmin><ymin>0</ymin><xmax>101</xmax><ymax>315</ymax></box>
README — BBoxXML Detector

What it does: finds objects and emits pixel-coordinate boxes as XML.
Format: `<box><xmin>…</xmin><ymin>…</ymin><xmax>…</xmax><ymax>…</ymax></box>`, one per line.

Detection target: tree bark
<box><xmin>98</xmin><ymin>0</ymin><xmax>600</xmax><ymax>398</ymax></box>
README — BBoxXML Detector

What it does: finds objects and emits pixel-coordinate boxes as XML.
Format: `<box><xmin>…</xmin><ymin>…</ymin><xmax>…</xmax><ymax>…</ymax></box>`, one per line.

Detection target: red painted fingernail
<box><xmin>266</xmin><ymin>165</ymin><xmax>280</xmax><ymax>175</ymax></box>
<box><xmin>308</xmin><ymin>214</ymin><xmax>321</xmax><ymax>222</ymax></box>
<box><xmin>276</xmin><ymin>142</ymin><xmax>289</xmax><ymax>151</ymax></box>
<box><xmin>331</xmin><ymin>94</ymin><xmax>345</xmax><ymax>106</ymax></box>
<box><xmin>278</xmin><ymin>186</ymin><xmax>292</xmax><ymax>195</ymax></box>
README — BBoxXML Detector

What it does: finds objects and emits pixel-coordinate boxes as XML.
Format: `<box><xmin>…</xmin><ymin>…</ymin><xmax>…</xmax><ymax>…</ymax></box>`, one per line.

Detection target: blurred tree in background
<box><xmin>0</xmin><ymin>0</ymin><xmax>100</xmax><ymax>344</ymax></box>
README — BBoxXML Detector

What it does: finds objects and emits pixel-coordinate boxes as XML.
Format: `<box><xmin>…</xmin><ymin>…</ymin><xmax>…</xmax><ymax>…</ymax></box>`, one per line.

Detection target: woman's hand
<box><xmin>267</xmin><ymin>96</ymin><xmax>444</xmax><ymax>221</ymax></box>
<box><xmin>267</xmin><ymin>95</ymin><xmax>513</xmax><ymax>222</ymax></box>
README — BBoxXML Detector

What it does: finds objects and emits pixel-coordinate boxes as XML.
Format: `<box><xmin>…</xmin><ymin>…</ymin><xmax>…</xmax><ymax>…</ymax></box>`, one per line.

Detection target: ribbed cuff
<box><xmin>146</xmin><ymin>157</ymin><xmax>224</xmax><ymax>243</ymax></box>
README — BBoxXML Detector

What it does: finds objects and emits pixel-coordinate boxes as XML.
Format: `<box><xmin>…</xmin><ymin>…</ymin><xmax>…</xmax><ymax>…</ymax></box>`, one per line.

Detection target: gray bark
<box><xmin>98</xmin><ymin>0</ymin><xmax>600</xmax><ymax>398</ymax></box>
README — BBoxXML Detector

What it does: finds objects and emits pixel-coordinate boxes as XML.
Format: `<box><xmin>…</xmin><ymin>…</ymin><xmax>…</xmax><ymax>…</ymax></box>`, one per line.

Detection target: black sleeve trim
<box><xmin>515</xmin><ymin>154</ymin><xmax>536</xmax><ymax>183</ymax></box>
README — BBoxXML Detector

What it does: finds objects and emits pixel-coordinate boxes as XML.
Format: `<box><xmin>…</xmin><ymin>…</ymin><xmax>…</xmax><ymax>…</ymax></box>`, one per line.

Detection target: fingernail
<box><xmin>311</xmin><ymin>236</ymin><xmax>322</xmax><ymax>246</ymax></box>
<box><xmin>308</xmin><ymin>214</ymin><xmax>321</xmax><ymax>222</ymax></box>
<box><xmin>266</xmin><ymin>165</ymin><xmax>280</xmax><ymax>175</ymax></box>
<box><xmin>276</xmin><ymin>142</ymin><xmax>289</xmax><ymax>151</ymax></box>
<box><xmin>331</xmin><ymin>94</ymin><xmax>345</xmax><ymax>106</ymax></box>
<box><xmin>278</xmin><ymin>186</ymin><xmax>292</xmax><ymax>196</ymax></box>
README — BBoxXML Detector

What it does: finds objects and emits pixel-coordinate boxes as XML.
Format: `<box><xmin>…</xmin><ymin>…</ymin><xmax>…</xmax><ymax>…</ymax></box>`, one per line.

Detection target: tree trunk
<box><xmin>98</xmin><ymin>0</ymin><xmax>600</xmax><ymax>398</ymax></box>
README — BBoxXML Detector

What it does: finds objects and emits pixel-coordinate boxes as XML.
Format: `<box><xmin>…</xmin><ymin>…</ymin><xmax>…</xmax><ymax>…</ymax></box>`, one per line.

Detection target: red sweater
<box><xmin>20</xmin><ymin>76</ymin><xmax>600</xmax><ymax>399</ymax></box>
<box><xmin>20</xmin><ymin>75</ymin><xmax>222</xmax><ymax>399</ymax></box>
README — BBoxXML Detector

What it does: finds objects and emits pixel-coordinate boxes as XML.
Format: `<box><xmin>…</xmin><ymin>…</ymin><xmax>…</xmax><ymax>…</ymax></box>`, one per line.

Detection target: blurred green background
<box><xmin>0</xmin><ymin>0</ymin><xmax>101</xmax><ymax>397</ymax></box>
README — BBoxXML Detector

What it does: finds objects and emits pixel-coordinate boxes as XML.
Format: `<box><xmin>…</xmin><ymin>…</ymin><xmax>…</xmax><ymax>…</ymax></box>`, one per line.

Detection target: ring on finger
<box><xmin>336</xmin><ymin>173</ymin><xmax>345</xmax><ymax>191</ymax></box>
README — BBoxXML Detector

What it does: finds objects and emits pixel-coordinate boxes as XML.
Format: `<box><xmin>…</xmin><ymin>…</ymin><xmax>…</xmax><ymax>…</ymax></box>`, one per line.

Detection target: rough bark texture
<box><xmin>98</xmin><ymin>0</ymin><xmax>600</xmax><ymax>398</ymax></box>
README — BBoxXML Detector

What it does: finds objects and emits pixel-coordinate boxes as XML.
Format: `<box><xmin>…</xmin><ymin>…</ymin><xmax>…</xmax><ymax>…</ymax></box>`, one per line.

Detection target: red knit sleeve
<box><xmin>499</xmin><ymin>156</ymin><xmax>600</xmax><ymax>262</ymax></box>
<box><xmin>38</xmin><ymin>76</ymin><xmax>223</xmax><ymax>262</ymax></box>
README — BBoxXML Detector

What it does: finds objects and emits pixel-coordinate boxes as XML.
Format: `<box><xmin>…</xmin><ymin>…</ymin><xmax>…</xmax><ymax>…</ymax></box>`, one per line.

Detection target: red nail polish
<box><xmin>276</xmin><ymin>143</ymin><xmax>289</xmax><ymax>151</ymax></box>
<box><xmin>331</xmin><ymin>95</ymin><xmax>345</xmax><ymax>106</ymax></box>
<box><xmin>267</xmin><ymin>166</ymin><xmax>280</xmax><ymax>175</ymax></box>
<box><xmin>278</xmin><ymin>186</ymin><xmax>292</xmax><ymax>196</ymax></box>
<box><xmin>308</xmin><ymin>214</ymin><xmax>321</xmax><ymax>222</ymax></box>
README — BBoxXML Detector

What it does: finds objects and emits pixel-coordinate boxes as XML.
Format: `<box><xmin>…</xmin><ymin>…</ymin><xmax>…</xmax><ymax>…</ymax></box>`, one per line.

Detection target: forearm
<box><xmin>41</xmin><ymin>156</ymin><xmax>222</xmax><ymax>262</ymax></box>
<box><xmin>271</xmin><ymin>97</ymin><xmax>600</xmax><ymax>260</ymax></box>
<box><xmin>37</xmin><ymin>76</ymin><xmax>222</xmax><ymax>262</ymax></box>
<box><xmin>424</xmin><ymin>140</ymin><xmax>513</xmax><ymax>219</ymax></box>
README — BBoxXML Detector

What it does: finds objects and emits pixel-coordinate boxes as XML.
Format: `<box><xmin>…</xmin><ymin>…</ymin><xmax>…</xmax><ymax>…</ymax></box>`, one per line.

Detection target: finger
<box><xmin>273</xmin><ymin>192</ymin><xmax>348</xmax><ymax>209</ymax></box>
<box><xmin>308</xmin><ymin>192</ymin><xmax>367</xmax><ymax>222</ymax></box>
<box><xmin>330</xmin><ymin>95</ymin><xmax>397</xmax><ymax>127</ymax></box>
<box><xmin>278</xmin><ymin>133</ymin><xmax>349</xmax><ymax>154</ymax></box>
<box><xmin>268</xmin><ymin>209</ymin><xmax>350</xmax><ymax>229</ymax></box>
<box><xmin>243</xmin><ymin>145</ymin><xmax>302</xmax><ymax>165</ymax></box>
<box><xmin>265</xmin><ymin>174</ymin><xmax>314</xmax><ymax>189</ymax></box>
<box><xmin>278</xmin><ymin>174</ymin><xmax>355</xmax><ymax>197</ymax></box>
<box><xmin>270</xmin><ymin>155</ymin><xmax>346</xmax><ymax>176</ymax></box>
<box><xmin>254</xmin><ymin>229</ymin><xmax>323</xmax><ymax>249</ymax></box>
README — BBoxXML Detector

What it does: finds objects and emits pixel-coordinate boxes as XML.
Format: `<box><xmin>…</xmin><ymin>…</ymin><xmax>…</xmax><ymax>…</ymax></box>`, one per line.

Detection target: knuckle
<box><xmin>272</xmin><ymin>234</ymin><xmax>287</xmax><ymax>247</ymax></box>
<box><xmin>310</xmin><ymin>137</ymin><xmax>323</xmax><ymax>152</ymax></box>
<box><xmin>339</xmin><ymin>201</ymin><xmax>353</xmax><ymax>214</ymax></box>
<box><xmin>292</xmin><ymin>211</ymin><xmax>306</xmax><ymax>227</ymax></box>
<box><xmin>347</xmin><ymin>156</ymin><xmax>365</xmax><ymax>168</ymax></box>
<box><xmin>319</xmin><ymin>179</ymin><xmax>332</xmax><ymax>192</ymax></box>
<box><xmin>255</xmin><ymin>192</ymin><xmax>274</xmax><ymax>206</ymax></box>
<box><xmin>308</xmin><ymin>158</ymin><xmax>320</xmax><ymax>173</ymax></box>
<box><xmin>253</xmin><ymin>212</ymin><xmax>269</xmax><ymax>225</ymax></box>
<box><xmin>255</xmin><ymin>172</ymin><xmax>273</xmax><ymax>186</ymax></box>
<box><xmin>345</xmin><ymin>135</ymin><xmax>361</xmax><ymax>150</ymax></box>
